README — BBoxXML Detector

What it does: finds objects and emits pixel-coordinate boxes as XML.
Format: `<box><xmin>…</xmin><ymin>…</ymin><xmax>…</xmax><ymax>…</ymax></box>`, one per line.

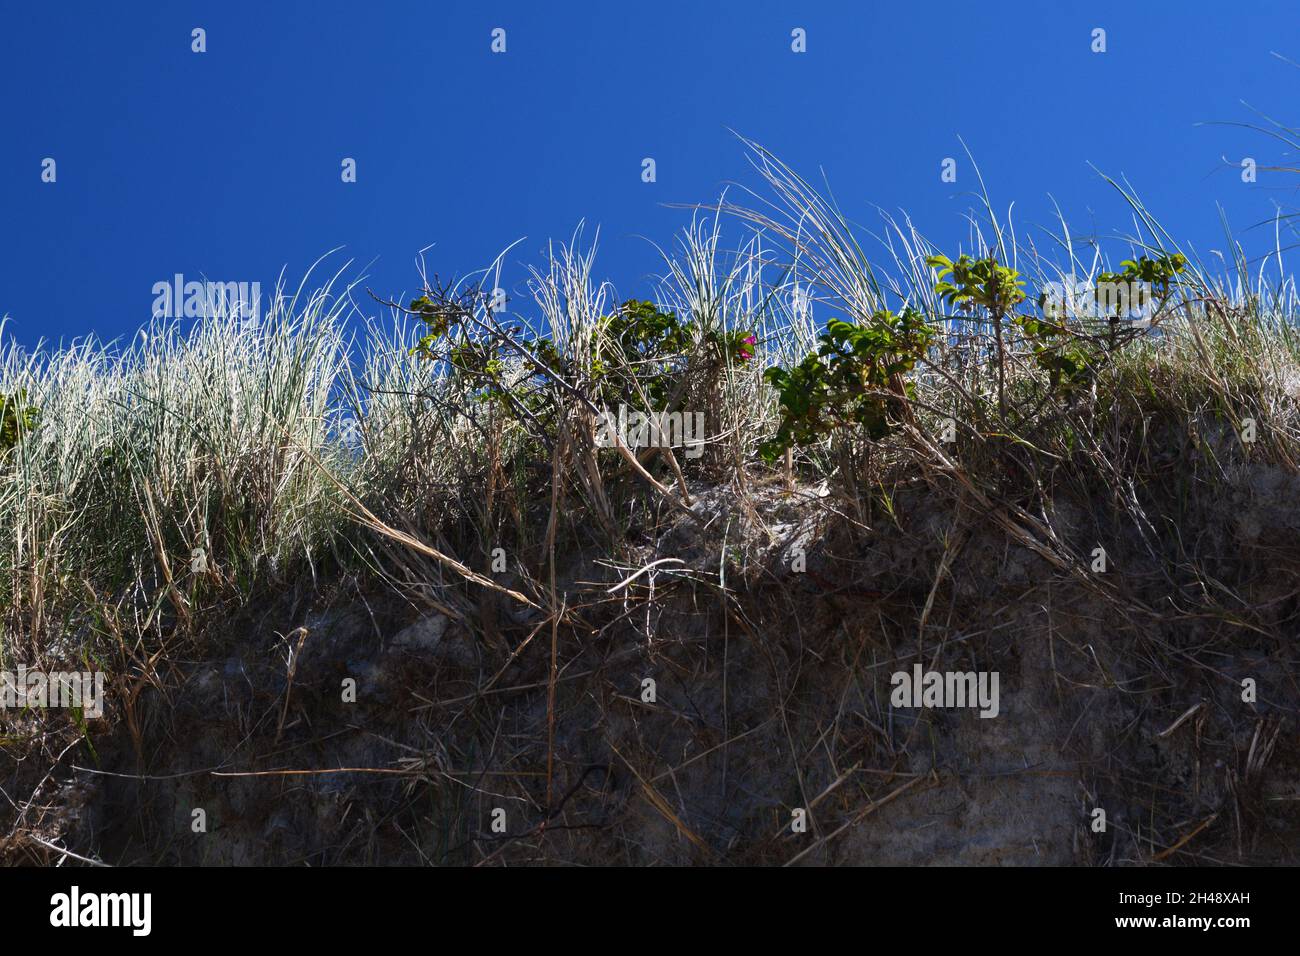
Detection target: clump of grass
<box><xmin>0</xmin><ymin>265</ymin><xmax>364</xmax><ymax>656</ymax></box>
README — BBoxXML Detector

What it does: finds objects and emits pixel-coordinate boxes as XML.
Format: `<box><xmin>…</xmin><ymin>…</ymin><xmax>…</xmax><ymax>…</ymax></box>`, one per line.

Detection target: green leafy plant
<box><xmin>927</xmin><ymin>253</ymin><xmax>1025</xmax><ymax>418</ymax></box>
<box><xmin>924</xmin><ymin>251</ymin><xmax>1187</xmax><ymax>400</ymax></box>
<box><xmin>709</xmin><ymin>328</ymin><xmax>758</xmax><ymax>364</ymax></box>
<box><xmin>593</xmin><ymin>300</ymin><xmax>693</xmax><ymax>408</ymax></box>
<box><xmin>447</xmin><ymin>339</ymin><xmax>511</xmax><ymax>405</ymax></box>
<box><xmin>1035</xmin><ymin>253</ymin><xmax>1188</xmax><ymax>386</ymax></box>
<box><xmin>1012</xmin><ymin>311</ymin><xmax>1096</xmax><ymax>392</ymax></box>
<box><xmin>1095</xmin><ymin>252</ymin><xmax>1188</xmax><ymax>327</ymax></box>
<box><xmin>406</xmin><ymin>292</ymin><xmax>756</xmax><ymax>454</ymax></box>
<box><xmin>406</xmin><ymin>288</ymin><xmax>516</xmax><ymax>409</ymax></box>
<box><xmin>1096</xmin><ymin>253</ymin><xmax>1187</xmax><ymax>301</ymax></box>
<box><xmin>759</xmin><ymin>308</ymin><xmax>934</xmax><ymax>461</ymax></box>
<box><xmin>525</xmin><ymin>300</ymin><xmax>755</xmax><ymax>411</ymax></box>
<box><xmin>926</xmin><ymin>253</ymin><xmax>1027</xmax><ymax>316</ymax></box>
<box><xmin>601</xmin><ymin>299</ymin><xmax>692</xmax><ymax>356</ymax></box>
<box><xmin>409</xmin><ymin>292</ymin><xmax>472</xmax><ymax>355</ymax></box>
<box><xmin>0</xmin><ymin>389</ymin><xmax>39</xmax><ymax>454</ymax></box>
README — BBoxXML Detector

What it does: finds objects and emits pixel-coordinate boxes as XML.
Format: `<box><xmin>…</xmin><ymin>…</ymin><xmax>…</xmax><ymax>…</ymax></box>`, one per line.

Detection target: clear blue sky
<box><xmin>2</xmin><ymin>0</ymin><xmax>1296</xmax><ymax>348</ymax></box>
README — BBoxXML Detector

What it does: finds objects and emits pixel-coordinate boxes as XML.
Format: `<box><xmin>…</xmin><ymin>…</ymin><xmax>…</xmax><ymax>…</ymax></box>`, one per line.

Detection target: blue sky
<box><xmin>2</xmin><ymin>0</ymin><xmax>1297</xmax><ymax>348</ymax></box>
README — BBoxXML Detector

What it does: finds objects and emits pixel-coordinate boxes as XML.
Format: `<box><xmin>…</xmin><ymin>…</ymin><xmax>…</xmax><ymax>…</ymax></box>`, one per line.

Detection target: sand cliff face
<box><xmin>13</xmin><ymin>457</ymin><xmax>1290</xmax><ymax>868</ymax></box>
